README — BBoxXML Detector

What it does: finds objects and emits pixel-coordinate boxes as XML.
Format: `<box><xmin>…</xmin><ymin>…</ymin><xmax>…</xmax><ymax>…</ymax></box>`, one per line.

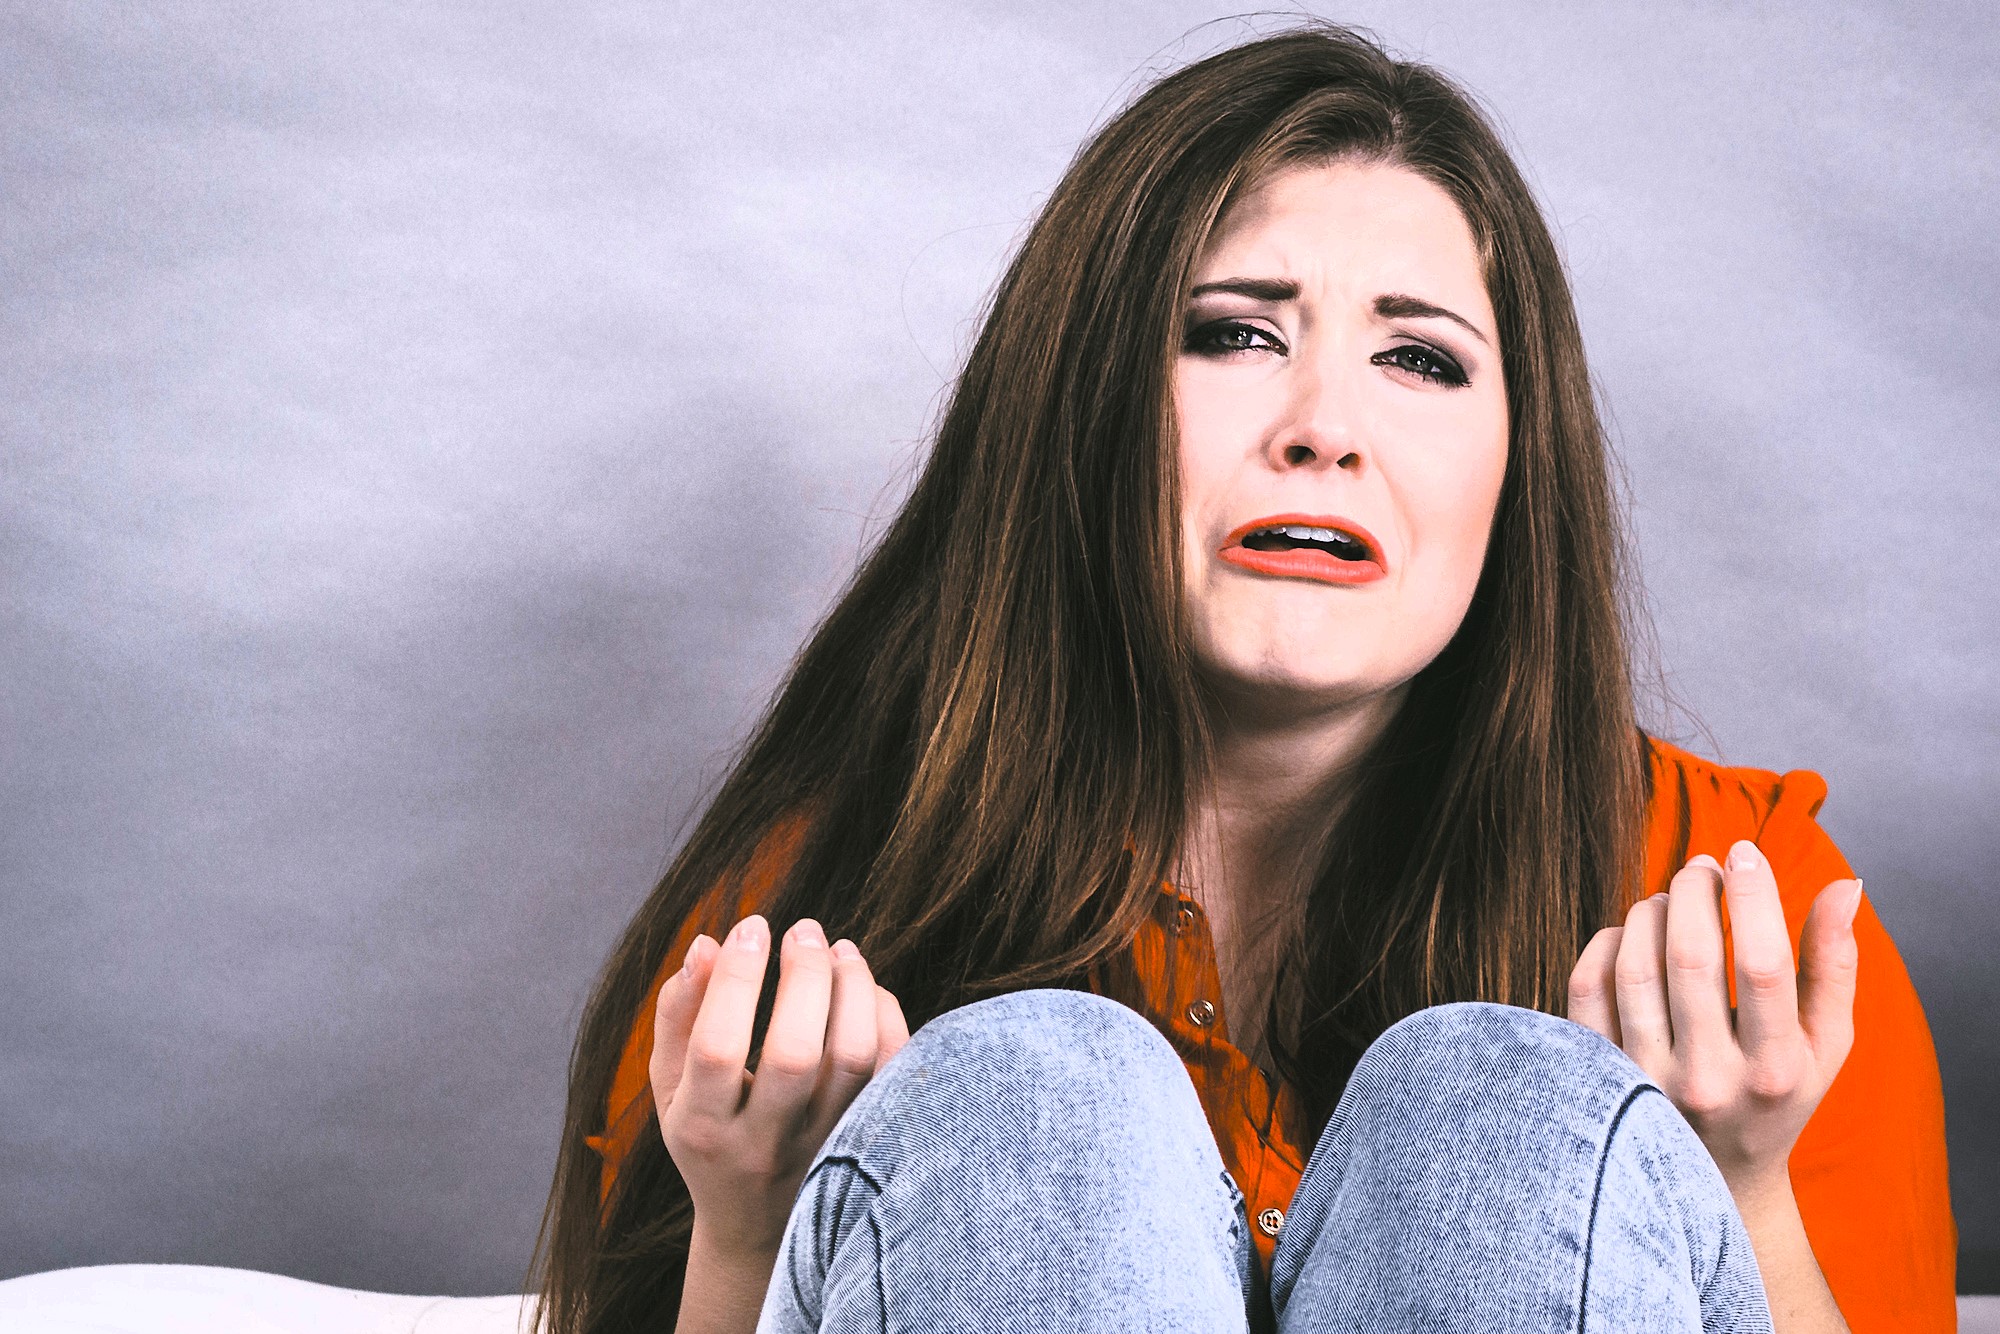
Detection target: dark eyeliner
<box><xmin>1183</xmin><ymin>318</ymin><xmax>1286</xmax><ymax>356</ymax></box>
<box><xmin>1374</xmin><ymin>341</ymin><xmax>1469</xmax><ymax>386</ymax></box>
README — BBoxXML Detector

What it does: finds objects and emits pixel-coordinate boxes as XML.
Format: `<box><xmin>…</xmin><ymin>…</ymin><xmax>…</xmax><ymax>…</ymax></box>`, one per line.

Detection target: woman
<box><xmin>533</xmin><ymin>26</ymin><xmax>1954</xmax><ymax>1333</ymax></box>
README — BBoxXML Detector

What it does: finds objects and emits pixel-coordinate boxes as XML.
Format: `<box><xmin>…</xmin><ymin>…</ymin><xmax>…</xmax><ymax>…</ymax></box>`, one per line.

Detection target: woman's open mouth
<box><xmin>1217</xmin><ymin>513</ymin><xmax>1387</xmax><ymax>585</ymax></box>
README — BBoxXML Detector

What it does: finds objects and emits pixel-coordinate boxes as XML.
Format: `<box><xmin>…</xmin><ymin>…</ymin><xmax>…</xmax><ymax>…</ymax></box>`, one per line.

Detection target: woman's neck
<box><xmin>1177</xmin><ymin>682</ymin><xmax>1406</xmax><ymax>1068</ymax></box>
<box><xmin>1180</xmin><ymin>682</ymin><xmax>1404</xmax><ymax>900</ymax></box>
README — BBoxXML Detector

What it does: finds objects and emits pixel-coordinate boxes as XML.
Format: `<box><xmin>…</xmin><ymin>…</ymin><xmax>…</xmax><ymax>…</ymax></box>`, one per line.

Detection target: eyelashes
<box><xmin>1181</xmin><ymin>319</ymin><xmax>1471</xmax><ymax>389</ymax></box>
<box><xmin>1176</xmin><ymin>320</ymin><xmax>1288</xmax><ymax>358</ymax></box>
<box><xmin>1182</xmin><ymin>319</ymin><xmax>1286</xmax><ymax>357</ymax></box>
<box><xmin>1368</xmin><ymin>342</ymin><xmax>1470</xmax><ymax>388</ymax></box>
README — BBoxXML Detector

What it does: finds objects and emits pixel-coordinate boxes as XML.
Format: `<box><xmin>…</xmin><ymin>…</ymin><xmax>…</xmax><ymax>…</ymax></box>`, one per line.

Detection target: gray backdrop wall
<box><xmin>4</xmin><ymin>0</ymin><xmax>1995</xmax><ymax>1298</ymax></box>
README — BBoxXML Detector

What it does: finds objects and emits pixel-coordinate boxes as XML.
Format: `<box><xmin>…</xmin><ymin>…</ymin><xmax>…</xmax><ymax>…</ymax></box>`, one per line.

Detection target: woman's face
<box><xmin>1175</xmin><ymin>159</ymin><xmax>1509</xmax><ymax>718</ymax></box>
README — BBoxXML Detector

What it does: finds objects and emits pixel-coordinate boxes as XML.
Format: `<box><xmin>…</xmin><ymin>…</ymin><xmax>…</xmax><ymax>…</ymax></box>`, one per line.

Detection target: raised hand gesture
<box><xmin>650</xmin><ymin>915</ymin><xmax>910</xmax><ymax>1333</ymax></box>
<box><xmin>1567</xmin><ymin>840</ymin><xmax>1863</xmax><ymax>1331</ymax></box>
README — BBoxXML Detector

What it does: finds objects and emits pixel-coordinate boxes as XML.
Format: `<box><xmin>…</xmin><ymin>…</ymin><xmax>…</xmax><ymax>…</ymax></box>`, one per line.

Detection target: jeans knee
<box><xmin>781</xmin><ymin>990</ymin><xmax>1247</xmax><ymax>1331</ymax></box>
<box><xmin>895</xmin><ymin>987</ymin><xmax>1183</xmax><ymax>1098</ymax></box>
<box><xmin>1341</xmin><ymin>1002</ymin><xmax>1649</xmax><ymax>1134</ymax></box>
<box><xmin>819</xmin><ymin>987</ymin><xmax>1207</xmax><ymax>1179</ymax></box>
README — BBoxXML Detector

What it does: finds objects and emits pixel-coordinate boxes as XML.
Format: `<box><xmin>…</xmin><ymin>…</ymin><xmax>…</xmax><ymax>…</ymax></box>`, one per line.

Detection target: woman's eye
<box><xmin>1373</xmin><ymin>343</ymin><xmax>1469</xmax><ymax>386</ymax></box>
<box><xmin>1184</xmin><ymin>320</ymin><xmax>1285</xmax><ymax>357</ymax></box>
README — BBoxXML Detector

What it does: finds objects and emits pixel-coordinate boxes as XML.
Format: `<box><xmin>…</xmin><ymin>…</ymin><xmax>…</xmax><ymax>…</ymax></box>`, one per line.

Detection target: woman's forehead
<box><xmin>1194</xmin><ymin>161</ymin><xmax>1487</xmax><ymax>307</ymax></box>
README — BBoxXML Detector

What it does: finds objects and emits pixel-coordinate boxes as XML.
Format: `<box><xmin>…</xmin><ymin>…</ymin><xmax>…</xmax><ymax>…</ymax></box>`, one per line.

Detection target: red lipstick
<box><xmin>1217</xmin><ymin>513</ymin><xmax>1387</xmax><ymax>586</ymax></box>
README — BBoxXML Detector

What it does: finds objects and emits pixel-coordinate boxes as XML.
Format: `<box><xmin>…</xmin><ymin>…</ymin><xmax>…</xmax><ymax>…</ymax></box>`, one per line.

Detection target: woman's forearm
<box><xmin>1733</xmin><ymin>1175</ymin><xmax>1849</xmax><ymax>1334</ymax></box>
<box><xmin>673</xmin><ymin>1224</ymin><xmax>780</xmax><ymax>1334</ymax></box>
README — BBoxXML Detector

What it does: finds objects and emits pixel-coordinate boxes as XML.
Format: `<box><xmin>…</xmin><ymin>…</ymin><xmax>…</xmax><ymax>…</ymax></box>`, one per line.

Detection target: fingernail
<box><xmin>1849</xmin><ymin>879</ymin><xmax>1866</xmax><ymax>920</ymax></box>
<box><xmin>1686</xmin><ymin>853</ymin><xmax>1721</xmax><ymax>873</ymax></box>
<box><xmin>831</xmin><ymin>938</ymin><xmax>860</xmax><ymax>961</ymax></box>
<box><xmin>1726</xmin><ymin>840</ymin><xmax>1762</xmax><ymax>872</ymax></box>
<box><xmin>790</xmin><ymin>918</ymin><xmax>827</xmax><ymax>949</ymax></box>
<box><xmin>730</xmin><ymin>914</ymin><xmax>768</xmax><ymax>951</ymax></box>
<box><xmin>681</xmin><ymin>935</ymin><xmax>714</xmax><ymax>975</ymax></box>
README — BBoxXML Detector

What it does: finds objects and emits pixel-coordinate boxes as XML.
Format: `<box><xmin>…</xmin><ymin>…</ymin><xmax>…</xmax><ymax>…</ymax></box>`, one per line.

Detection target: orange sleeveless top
<box><xmin>590</xmin><ymin>736</ymin><xmax>1956</xmax><ymax>1331</ymax></box>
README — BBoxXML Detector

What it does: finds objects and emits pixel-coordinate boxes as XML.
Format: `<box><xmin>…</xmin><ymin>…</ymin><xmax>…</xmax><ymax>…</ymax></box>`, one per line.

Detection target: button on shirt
<box><xmin>1093</xmin><ymin>887</ymin><xmax>1307</xmax><ymax>1279</ymax></box>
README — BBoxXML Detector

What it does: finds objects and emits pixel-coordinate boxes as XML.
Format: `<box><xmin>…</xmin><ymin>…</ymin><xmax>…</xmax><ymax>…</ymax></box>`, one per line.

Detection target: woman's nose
<box><xmin>1264</xmin><ymin>360</ymin><xmax>1365</xmax><ymax>473</ymax></box>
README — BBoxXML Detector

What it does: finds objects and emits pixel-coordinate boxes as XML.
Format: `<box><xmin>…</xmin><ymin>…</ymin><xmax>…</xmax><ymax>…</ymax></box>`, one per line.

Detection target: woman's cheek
<box><xmin>1399</xmin><ymin>463</ymin><xmax>1501</xmax><ymax>652</ymax></box>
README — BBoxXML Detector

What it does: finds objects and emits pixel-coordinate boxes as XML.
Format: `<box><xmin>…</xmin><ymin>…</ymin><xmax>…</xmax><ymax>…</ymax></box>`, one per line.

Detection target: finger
<box><xmin>1722</xmin><ymin>840</ymin><xmax>1800</xmax><ymax>1062</ymax></box>
<box><xmin>744</xmin><ymin>919</ymin><xmax>836</xmax><ymax>1131</ymax></box>
<box><xmin>1566</xmin><ymin>925</ymin><xmax>1624</xmax><ymax>1045</ymax></box>
<box><xmin>1664</xmin><ymin>855</ymin><xmax>1734</xmax><ymax>1058</ymax></box>
<box><xmin>875</xmin><ymin>984</ymin><xmax>910</xmax><ymax>1069</ymax></box>
<box><xmin>804</xmin><ymin>939</ymin><xmax>882</xmax><ymax>1137</ymax></box>
<box><xmin>649</xmin><ymin>934</ymin><xmax>719</xmax><ymax>1109</ymax></box>
<box><xmin>679</xmin><ymin>913</ymin><xmax>771</xmax><ymax>1114</ymax></box>
<box><xmin>1798</xmin><ymin>878</ymin><xmax>1862</xmax><ymax>1074</ymax></box>
<box><xmin>1614</xmin><ymin>894</ymin><xmax>1673</xmax><ymax>1069</ymax></box>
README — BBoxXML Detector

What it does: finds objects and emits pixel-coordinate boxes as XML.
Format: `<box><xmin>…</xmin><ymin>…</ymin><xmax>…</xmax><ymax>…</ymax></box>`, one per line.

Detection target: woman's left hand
<box><xmin>1566</xmin><ymin>840</ymin><xmax>1864</xmax><ymax>1198</ymax></box>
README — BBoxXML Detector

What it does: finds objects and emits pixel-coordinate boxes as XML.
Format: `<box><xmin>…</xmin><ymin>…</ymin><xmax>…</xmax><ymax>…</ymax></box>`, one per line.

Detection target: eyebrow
<box><xmin>1187</xmin><ymin>278</ymin><xmax>1491</xmax><ymax>347</ymax></box>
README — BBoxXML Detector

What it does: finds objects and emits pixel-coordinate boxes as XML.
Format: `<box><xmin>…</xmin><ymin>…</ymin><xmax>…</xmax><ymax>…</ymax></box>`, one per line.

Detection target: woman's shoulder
<box><xmin>732</xmin><ymin>807</ymin><xmax>817</xmax><ymax>906</ymax></box>
<box><xmin>1642</xmin><ymin>732</ymin><xmax>1831</xmax><ymax>831</ymax></box>
<box><xmin>1638</xmin><ymin>733</ymin><xmax>1847</xmax><ymax>901</ymax></box>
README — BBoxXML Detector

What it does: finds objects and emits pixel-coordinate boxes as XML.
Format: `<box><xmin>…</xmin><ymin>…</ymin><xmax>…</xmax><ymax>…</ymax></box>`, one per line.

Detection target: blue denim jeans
<box><xmin>754</xmin><ymin>990</ymin><xmax>1773</xmax><ymax>1332</ymax></box>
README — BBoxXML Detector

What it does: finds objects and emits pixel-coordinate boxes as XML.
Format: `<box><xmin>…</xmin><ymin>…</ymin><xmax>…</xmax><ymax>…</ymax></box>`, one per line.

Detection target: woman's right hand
<box><xmin>650</xmin><ymin>913</ymin><xmax>910</xmax><ymax>1264</ymax></box>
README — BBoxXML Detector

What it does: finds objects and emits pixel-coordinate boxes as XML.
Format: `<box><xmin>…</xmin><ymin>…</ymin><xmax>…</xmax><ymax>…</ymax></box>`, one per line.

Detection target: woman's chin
<box><xmin>1197</xmin><ymin>658</ymin><xmax>1406</xmax><ymax>723</ymax></box>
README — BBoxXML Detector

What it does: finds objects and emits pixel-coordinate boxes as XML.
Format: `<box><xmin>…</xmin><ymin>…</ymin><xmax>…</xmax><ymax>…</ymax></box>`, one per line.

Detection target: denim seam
<box><xmin>1223</xmin><ymin>1169</ymin><xmax>1253</xmax><ymax>1314</ymax></box>
<box><xmin>815</xmin><ymin>1153</ymin><xmax>887</xmax><ymax>1198</ymax></box>
<box><xmin>1696</xmin><ymin>1203</ymin><xmax>1740</xmax><ymax>1308</ymax></box>
<box><xmin>801</xmin><ymin>1154</ymin><xmax>888</xmax><ymax>1332</ymax></box>
<box><xmin>1576</xmin><ymin>1082</ymin><xmax>1654</xmax><ymax>1333</ymax></box>
<box><xmin>872</xmin><ymin>1209</ymin><xmax>887</xmax><ymax>1334</ymax></box>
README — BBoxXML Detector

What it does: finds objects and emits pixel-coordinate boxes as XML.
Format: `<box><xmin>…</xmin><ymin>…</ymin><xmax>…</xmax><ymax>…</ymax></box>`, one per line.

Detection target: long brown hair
<box><xmin>533</xmin><ymin>23</ymin><xmax>1646</xmax><ymax>1331</ymax></box>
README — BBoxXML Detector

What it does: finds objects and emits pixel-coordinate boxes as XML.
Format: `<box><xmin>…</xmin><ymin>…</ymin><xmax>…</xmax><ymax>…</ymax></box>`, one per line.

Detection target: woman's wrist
<box><xmin>674</xmin><ymin>1221</ymin><xmax>782</xmax><ymax>1334</ymax></box>
<box><xmin>1723</xmin><ymin>1171</ymin><xmax>1849</xmax><ymax>1333</ymax></box>
<box><xmin>1720</xmin><ymin>1161</ymin><xmax>1795</xmax><ymax>1221</ymax></box>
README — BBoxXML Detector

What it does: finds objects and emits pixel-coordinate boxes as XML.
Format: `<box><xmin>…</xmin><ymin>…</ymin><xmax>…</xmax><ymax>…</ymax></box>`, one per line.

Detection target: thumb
<box><xmin>1798</xmin><ymin>879</ymin><xmax>1862</xmax><ymax>1074</ymax></box>
<box><xmin>874</xmin><ymin>986</ymin><xmax>911</xmax><ymax>1071</ymax></box>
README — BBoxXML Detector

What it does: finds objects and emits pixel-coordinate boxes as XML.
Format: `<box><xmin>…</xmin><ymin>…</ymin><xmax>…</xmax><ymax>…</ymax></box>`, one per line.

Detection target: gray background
<box><xmin>3</xmin><ymin>0</ymin><xmax>1994</xmax><ymax>1298</ymax></box>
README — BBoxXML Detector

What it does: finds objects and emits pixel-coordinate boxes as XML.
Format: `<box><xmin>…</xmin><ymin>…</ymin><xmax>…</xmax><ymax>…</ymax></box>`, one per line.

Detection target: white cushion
<box><xmin>0</xmin><ymin>1266</ymin><xmax>530</xmax><ymax>1334</ymax></box>
<box><xmin>3</xmin><ymin>1262</ymin><xmax>1995</xmax><ymax>1332</ymax></box>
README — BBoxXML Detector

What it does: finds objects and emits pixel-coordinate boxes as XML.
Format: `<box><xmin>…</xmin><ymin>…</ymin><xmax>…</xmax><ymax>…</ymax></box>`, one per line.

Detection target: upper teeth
<box><xmin>1267</xmin><ymin>524</ymin><xmax>1347</xmax><ymax>544</ymax></box>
